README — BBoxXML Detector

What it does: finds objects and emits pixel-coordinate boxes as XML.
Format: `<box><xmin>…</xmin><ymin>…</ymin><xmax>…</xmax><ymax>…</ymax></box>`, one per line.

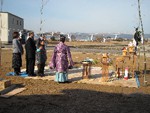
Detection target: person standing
<box><xmin>134</xmin><ymin>28</ymin><xmax>141</xmax><ymax>51</ymax></box>
<box><xmin>36</xmin><ymin>40</ymin><xmax>47</xmax><ymax>77</ymax></box>
<box><xmin>49</xmin><ymin>35</ymin><xmax>74</xmax><ymax>83</ymax></box>
<box><xmin>12</xmin><ymin>32</ymin><xmax>23</xmax><ymax>75</ymax></box>
<box><xmin>36</xmin><ymin>34</ymin><xmax>44</xmax><ymax>48</ymax></box>
<box><xmin>37</xmin><ymin>34</ymin><xmax>47</xmax><ymax>49</ymax></box>
<box><xmin>25</xmin><ymin>32</ymin><xmax>36</xmax><ymax>76</ymax></box>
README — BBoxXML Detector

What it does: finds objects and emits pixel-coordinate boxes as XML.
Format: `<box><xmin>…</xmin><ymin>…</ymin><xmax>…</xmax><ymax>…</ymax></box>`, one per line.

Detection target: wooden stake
<box><xmin>137</xmin><ymin>47</ymin><xmax>140</xmax><ymax>71</ymax></box>
<box><xmin>143</xmin><ymin>46</ymin><xmax>147</xmax><ymax>86</ymax></box>
<box><xmin>0</xmin><ymin>37</ymin><xmax>1</xmax><ymax>68</ymax></box>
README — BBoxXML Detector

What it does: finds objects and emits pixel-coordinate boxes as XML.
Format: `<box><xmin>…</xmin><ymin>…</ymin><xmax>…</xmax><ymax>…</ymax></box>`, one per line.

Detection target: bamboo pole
<box><xmin>137</xmin><ymin>0</ymin><xmax>147</xmax><ymax>86</ymax></box>
<box><xmin>40</xmin><ymin>0</ymin><xmax>50</xmax><ymax>34</ymax></box>
<box><xmin>40</xmin><ymin>0</ymin><xmax>44</xmax><ymax>33</ymax></box>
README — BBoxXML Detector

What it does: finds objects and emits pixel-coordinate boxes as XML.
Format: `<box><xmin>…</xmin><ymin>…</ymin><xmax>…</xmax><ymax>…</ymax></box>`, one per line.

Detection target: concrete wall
<box><xmin>0</xmin><ymin>12</ymin><xmax>24</xmax><ymax>43</ymax></box>
<box><xmin>0</xmin><ymin>13</ymin><xmax>8</xmax><ymax>43</ymax></box>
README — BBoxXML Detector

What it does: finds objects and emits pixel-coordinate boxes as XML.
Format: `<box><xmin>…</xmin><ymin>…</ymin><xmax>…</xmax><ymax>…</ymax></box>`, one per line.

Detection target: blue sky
<box><xmin>2</xmin><ymin>0</ymin><xmax>150</xmax><ymax>34</ymax></box>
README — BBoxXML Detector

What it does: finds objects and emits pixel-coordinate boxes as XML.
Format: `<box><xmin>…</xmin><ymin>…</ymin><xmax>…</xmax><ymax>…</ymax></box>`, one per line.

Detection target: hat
<box><xmin>60</xmin><ymin>34</ymin><xmax>66</xmax><ymax>42</ymax></box>
<box><xmin>60</xmin><ymin>34</ymin><xmax>66</xmax><ymax>39</ymax></box>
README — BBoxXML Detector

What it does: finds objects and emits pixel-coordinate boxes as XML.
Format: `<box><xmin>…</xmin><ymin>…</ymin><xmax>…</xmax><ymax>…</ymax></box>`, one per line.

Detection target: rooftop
<box><xmin>0</xmin><ymin>11</ymin><xmax>23</xmax><ymax>20</ymax></box>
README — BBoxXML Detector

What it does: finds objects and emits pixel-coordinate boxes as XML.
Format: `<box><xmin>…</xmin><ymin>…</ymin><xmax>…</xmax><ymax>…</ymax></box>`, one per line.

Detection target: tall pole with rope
<box><xmin>138</xmin><ymin>0</ymin><xmax>144</xmax><ymax>39</ymax></box>
<box><xmin>40</xmin><ymin>0</ymin><xmax>50</xmax><ymax>35</ymax></box>
<box><xmin>137</xmin><ymin>0</ymin><xmax>147</xmax><ymax>85</ymax></box>
<box><xmin>40</xmin><ymin>0</ymin><xmax>44</xmax><ymax>34</ymax></box>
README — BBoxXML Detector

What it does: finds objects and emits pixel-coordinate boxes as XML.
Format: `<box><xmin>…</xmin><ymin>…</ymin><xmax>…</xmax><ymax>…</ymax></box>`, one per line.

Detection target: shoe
<box><xmin>41</xmin><ymin>73</ymin><xmax>45</xmax><ymax>77</ymax></box>
<box><xmin>14</xmin><ymin>72</ymin><xmax>20</xmax><ymax>76</ymax></box>
<box><xmin>58</xmin><ymin>81</ymin><xmax>71</xmax><ymax>83</ymax></box>
<box><xmin>57</xmin><ymin>81</ymin><xmax>66</xmax><ymax>83</ymax></box>
<box><xmin>40</xmin><ymin>75</ymin><xmax>44</xmax><ymax>77</ymax></box>
<box><xmin>14</xmin><ymin>74</ymin><xmax>20</xmax><ymax>76</ymax></box>
<box><xmin>28</xmin><ymin>75</ymin><xmax>33</xmax><ymax>77</ymax></box>
<box><xmin>28</xmin><ymin>74</ymin><xmax>36</xmax><ymax>77</ymax></box>
<box><xmin>64</xmin><ymin>81</ymin><xmax>71</xmax><ymax>83</ymax></box>
<box><xmin>38</xmin><ymin>73</ymin><xmax>44</xmax><ymax>77</ymax></box>
<box><xmin>32</xmin><ymin>73</ymin><xmax>37</xmax><ymax>76</ymax></box>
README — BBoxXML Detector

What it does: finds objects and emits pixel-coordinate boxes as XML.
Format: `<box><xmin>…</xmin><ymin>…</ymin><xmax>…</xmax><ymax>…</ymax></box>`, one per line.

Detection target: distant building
<box><xmin>0</xmin><ymin>12</ymin><xmax>24</xmax><ymax>43</ymax></box>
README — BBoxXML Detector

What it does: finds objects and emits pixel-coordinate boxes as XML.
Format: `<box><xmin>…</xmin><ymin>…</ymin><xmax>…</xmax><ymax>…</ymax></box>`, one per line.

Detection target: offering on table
<box><xmin>122</xmin><ymin>47</ymin><xmax>127</xmax><ymax>56</ymax></box>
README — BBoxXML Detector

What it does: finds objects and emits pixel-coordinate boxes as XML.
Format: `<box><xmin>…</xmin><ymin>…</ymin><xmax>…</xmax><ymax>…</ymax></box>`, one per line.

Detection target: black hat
<box><xmin>60</xmin><ymin>34</ymin><xmax>66</xmax><ymax>38</ymax></box>
<box><xmin>60</xmin><ymin>34</ymin><xmax>66</xmax><ymax>42</ymax></box>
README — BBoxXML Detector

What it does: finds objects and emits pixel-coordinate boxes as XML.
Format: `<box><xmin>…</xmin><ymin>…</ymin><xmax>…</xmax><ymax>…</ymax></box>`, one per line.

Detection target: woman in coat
<box><xmin>12</xmin><ymin>32</ymin><xmax>23</xmax><ymax>75</ymax></box>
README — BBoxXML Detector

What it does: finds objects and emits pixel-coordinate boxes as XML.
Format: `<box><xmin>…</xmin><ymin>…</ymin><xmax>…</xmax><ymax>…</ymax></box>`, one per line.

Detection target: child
<box><xmin>36</xmin><ymin>40</ymin><xmax>47</xmax><ymax>77</ymax></box>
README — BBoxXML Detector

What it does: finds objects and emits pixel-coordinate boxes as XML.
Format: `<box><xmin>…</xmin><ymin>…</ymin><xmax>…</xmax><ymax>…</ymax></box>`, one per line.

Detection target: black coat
<box><xmin>134</xmin><ymin>31</ymin><xmax>141</xmax><ymax>42</ymax></box>
<box><xmin>25</xmin><ymin>38</ymin><xmax>36</xmax><ymax>59</ymax></box>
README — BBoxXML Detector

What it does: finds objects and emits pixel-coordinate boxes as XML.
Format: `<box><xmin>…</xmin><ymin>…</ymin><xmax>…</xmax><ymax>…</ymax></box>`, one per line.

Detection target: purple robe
<box><xmin>50</xmin><ymin>42</ymin><xmax>74</xmax><ymax>72</ymax></box>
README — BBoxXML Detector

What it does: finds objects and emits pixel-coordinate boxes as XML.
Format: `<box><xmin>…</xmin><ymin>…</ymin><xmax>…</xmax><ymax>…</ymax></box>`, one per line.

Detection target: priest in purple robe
<box><xmin>49</xmin><ymin>35</ymin><xmax>74</xmax><ymax>83</ymax></box>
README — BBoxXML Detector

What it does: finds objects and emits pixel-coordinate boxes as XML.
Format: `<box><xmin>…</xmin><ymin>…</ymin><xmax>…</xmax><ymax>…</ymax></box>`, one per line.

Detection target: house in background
<box><xmin>0</xmin><ymin>12</ymin><xmax>24</xmax><ymax>43</ymax></box>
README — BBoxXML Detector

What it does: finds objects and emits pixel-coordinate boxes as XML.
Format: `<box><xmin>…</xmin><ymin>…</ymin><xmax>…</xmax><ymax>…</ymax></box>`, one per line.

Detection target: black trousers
<box><xmin>26</xmin><ymin>58</ymin><xmax>35</xmax><ymax>76</ymax></box>
<box><xmin>14</xmin><ymin>68</ymin><xmax>20</xmax><ymax>75</ymax></box>
<box><xmin>37</xmin><ymin>63</ymin><xmax>45</xmax><ymax>76</ymax></box>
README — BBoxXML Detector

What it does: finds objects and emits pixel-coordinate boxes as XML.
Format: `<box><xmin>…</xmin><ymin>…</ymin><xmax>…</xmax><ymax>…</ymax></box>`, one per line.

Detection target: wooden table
<box><xmin>82</xmin><ymin>61</ymin><xmax>92</xmax><ymax>79</ymax></box>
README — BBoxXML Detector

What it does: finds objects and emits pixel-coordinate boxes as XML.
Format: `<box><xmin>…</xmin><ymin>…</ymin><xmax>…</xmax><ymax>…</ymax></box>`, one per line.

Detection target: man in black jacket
<box><xmin>134</xmin><ymin>28</ymin><xmax>141</xmax><ymax>52</ymax></box>
<box><xmin>25</xmin><ymin>32</ymin><xmax>36</xmax><ymax>76</ymax></box>
<box><xmin>134</xmin><ymin>28</ymin><xmax>141</xmax><ymax>46</ymax></box>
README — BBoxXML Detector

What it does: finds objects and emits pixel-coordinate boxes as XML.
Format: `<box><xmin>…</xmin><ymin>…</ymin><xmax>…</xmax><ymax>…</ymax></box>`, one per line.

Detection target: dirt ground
<box><xmin>0</xmin><ymin>41</ymin><xmax>150</xmax><ymax>113</ymax></box>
